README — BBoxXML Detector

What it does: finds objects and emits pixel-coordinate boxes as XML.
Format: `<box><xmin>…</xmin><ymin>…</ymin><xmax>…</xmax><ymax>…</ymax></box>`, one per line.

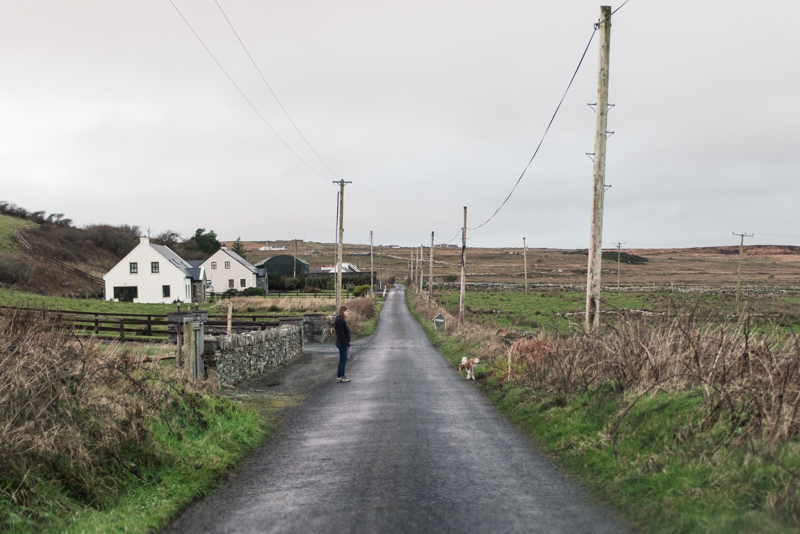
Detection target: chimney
<box><xmin>140</xmin><ymin>237</ymin><xmax>150</xmax><ymax>244</ymax></box>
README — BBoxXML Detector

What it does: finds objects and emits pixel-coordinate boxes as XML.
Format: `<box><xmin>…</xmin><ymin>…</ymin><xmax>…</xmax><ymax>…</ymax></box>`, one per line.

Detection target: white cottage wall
<box><xmin>202</xmin><ymin>249</ymin><xmax>257</xmax><ymax>294</ymax></box>
<box><xmin>103</xmin><ymin>239</ymin><xmax>192</xmax><ymax>303</ymax></box>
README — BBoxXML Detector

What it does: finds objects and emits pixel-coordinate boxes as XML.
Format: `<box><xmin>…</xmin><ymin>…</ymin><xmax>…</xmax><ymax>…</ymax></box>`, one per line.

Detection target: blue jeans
<box><xmin>336</xmin><ymin>344</ymin><xmax>349</xmax><ymax>379</ymax></box>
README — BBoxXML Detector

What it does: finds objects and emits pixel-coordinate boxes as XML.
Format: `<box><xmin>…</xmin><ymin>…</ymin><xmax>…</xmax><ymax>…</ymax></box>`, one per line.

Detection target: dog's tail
<box><xmin>473</xmin><ymin>358</ymin><xmax>480</xmax><ymax>364</ymax></box>
<box><xmin>460</xmin><ymin>357</ymin><xmax>468</xmax><ymax>364</ymax></box>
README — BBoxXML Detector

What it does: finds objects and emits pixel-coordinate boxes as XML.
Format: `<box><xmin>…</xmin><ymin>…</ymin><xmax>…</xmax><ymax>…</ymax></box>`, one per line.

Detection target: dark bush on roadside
<box><xmin>284</xmin><ymin>277</ymin><xmax>300</xmax><ymax>291</ymax></box>
<box><xmin>0</xmin><ymin>254</ymin><xmax>36</xmax><ymax>285</ymax></box>
<box><xmin>303</xmin><ymin>286</ymin><xmax>319</xmax><ymax>293</ymax></box>
<box><xmin>352</xmin><ymin>285</ymin><xmax>371</xmax><ymax>297</ymax></box>
<box><xmin>242</xmin><ymin>287</ymin><xmax>264</xmax><ymax>297</ymax></box>
<box><xmin>223</xmin><ymin>288</ymin><xmax>239</xmax><ymax>298</ymax></box>
<box><xmin>0</xmin><ymin>308</ymin><xmax>195</xmax><ymax>519</ymax></box>
<box><xmin>442</xmin><ymin>274</ymin><xmax>459</xmax><ymax>283</ymax></box>
<box><xmin>268</xmin><ymin>271</ymin><xmax>284</xmax><ymax>291</ymax></box>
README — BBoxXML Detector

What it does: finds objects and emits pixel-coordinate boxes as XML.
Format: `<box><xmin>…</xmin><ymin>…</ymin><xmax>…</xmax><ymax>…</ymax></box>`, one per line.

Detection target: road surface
<box><xmin>164</xmin><ymin>286</ymin><xmax>632</xmax><ymax>534</ymax></box>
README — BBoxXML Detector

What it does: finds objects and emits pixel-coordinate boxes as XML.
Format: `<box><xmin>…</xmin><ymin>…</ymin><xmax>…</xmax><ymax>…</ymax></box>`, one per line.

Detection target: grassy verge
<box><xmin>23</xmin><ymin>397</ymin><xmax>269</xmax><ymax>534</ymax></box>
<box><xmin>406</xmin><ymin>289</ymin><xmax>800</xmax><ymax>533</ymax></box>
<box><xmin>0</xmin><ymin>309</ymin><xmax>272</xmax><ymax>534</ymax></box>
<box><xmin>436</xmin><ymin>289</ymin><xmax>800</xmax><ymax>335</ymax></box>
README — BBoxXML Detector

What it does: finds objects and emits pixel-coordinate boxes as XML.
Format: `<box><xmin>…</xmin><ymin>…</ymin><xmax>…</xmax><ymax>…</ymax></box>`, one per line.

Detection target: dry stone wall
<box><xmin>203</xmin><ymin>325</ymin><xmax>303</xmax><ymax>387</ymax></box>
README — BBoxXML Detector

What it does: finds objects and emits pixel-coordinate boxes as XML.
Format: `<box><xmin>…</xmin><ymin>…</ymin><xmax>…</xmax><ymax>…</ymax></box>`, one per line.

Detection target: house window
<box><xmin>163</xmin><ymin>285</ymin><xmax>170</xmax><ymax>298</ymax></box>
<box><xmin>129</xmin><ymin>262</ymin><xmax>138</xmax><ymax>274</ymax></box>
<box><xmin>240</xmin><ymin>279</ymin><xmax>246</xmax><ymax>288</ymax></box>
<box><xmin>114</xmin><ymin>286</ymin><xmax>138</xmax><ymax>302</ymax></box>
<box><xmin>151</xmin><ymin>262</ymin><xmax>159</xmax><ymax>273</ymax></box>
<box><xmin>211</xmin><ymin>262</ymin><xmax>217</xmax><ymax>269</ymax></box>
<box><xmin>228</xmin><ymin>279</ymin><xmax>234</xmax><ymax>288</ymax></box>
<box><xmin>225</xmin><ymin>261</ymin><xmax>231</xmax><ymax>269</ymax></box>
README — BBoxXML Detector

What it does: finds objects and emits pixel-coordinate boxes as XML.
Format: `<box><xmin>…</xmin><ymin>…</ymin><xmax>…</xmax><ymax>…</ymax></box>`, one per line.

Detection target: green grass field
<box><xmin>0</xmin><ymin>213</ymin><xmax>37</xmax><ymax>253</ymax></box>
<box><xmin>436</xmin><ymin>289</ymin><xmax>800</xmax><ymax>334</ymax></box>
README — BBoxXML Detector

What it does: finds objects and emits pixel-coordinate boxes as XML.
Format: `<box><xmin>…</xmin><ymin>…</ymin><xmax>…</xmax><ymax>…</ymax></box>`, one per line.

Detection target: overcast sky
<box><xmin>2</xmin><ymin>0</ymin><xmax>798</xmax><ymax>249</ymax></box>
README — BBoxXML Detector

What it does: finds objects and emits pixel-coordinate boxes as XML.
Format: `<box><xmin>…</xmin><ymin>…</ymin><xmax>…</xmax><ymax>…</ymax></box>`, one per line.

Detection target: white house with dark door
<box><xmin>103</xmin><ymin>237</ymin><xmax>205</xmax><ymax>303</ymax></box>
<box><xmin>200</xmin><ymin>246</ymin><xmax>258</xmax><ymax>294</ymax></box>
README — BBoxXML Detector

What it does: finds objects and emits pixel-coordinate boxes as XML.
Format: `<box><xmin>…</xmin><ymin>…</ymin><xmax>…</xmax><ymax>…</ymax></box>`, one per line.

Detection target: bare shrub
<box><xmin>345</xmin><ymin>297</ymin><xmax>376</xmax><ymax>332</ymax></box>
<box><xmin>0</xmin><ymin>253</ymin><xmax>36</xmax><ymax>285</ymax></box>
<box><xmin>0</xmin><ymin>308</ymin><xmax>191</xmax><ymax>510</ymax></box>
<box><xmin>507</xmin><ymin>314</ymin><xmax>800</xmax><ymax>446</ymax></box>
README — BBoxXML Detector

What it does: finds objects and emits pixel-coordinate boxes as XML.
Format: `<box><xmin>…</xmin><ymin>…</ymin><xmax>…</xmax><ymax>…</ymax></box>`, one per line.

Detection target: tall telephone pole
<box><xmin>523</xmin><ymin>237</ymin><xmax>528</xmax><ymax>291</ymax></box>
<box><xmin>378</xmin><ymin>246</ymin><xmax>382</xmax><ymax>288</ymax></box>
<box><xmin>459</xmin><ymin>206</ymin><xmax>467</xmax><ymax>324</ymax></box>
<box><xmin>334</xmin><ymin>180</ymin><xmax>351</xmax><ymax>310</ymax></box>
<box><xmin>733</xmin><ymin>232</ymin><xmax>753</xmax><ymax>312</ymax></box>
<box><xmin>428</xmin><ymin>232</ymin><xmax>434</xmax><ymax>306</ymax></box>
<box><xmin>419</xmin><ymin>245</ymin><xmax>423</xmax><ymax>294</ymax></box>
<box><xmin>370</xmin><ymin>231</ymin><xmax>374</xmax><ymax>296</ymax></box>
<box><xmin>612</xmin><ymin>241</ymin><xmax>626</xmax><ymax>288</ymax></box>
<box><xmin>585</xmin><ymin>5</ymin><xmax>612</xmax><ymax>334</ymax></box>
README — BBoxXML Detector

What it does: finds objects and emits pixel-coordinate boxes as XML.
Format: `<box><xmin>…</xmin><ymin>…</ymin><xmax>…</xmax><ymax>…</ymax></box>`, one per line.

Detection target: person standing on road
<box><xmin>334</xmin><ymin>306</ymin><xmax>351</xmax><ymax>383</ymax></box>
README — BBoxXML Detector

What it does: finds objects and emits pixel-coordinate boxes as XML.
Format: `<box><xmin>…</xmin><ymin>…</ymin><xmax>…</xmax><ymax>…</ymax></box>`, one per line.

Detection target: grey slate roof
<box><xmin>152</xmin><ymin>244</ymin><xmax>199</xmax><ymax>279</ymax></box>
<box><xmin>222</xmin><ymin>249</ymin><xmax>258</xmax><ymax>274</ymax></box>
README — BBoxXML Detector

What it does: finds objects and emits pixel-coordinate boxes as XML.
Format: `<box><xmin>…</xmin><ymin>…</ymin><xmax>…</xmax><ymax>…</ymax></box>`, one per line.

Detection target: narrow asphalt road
<box><xmin>164</xmin><ymin>287</ymin><xmax>632</xmax><ymax>534</ymax></box>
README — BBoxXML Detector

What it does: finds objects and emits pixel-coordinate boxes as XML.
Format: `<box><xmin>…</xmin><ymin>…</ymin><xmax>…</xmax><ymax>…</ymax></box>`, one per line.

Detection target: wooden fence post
<box><xmin>94</xmin><ymin>314</ymin><xmax>99</xmax><ymax>335</ymax></box>
<box><xmin>119</xmin><ymin>319</ymin><xmax>125</xmax><ymax>341</ymax></box>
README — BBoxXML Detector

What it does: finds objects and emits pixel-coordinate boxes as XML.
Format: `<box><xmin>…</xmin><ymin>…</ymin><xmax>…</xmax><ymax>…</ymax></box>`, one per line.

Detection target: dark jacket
<box><xmin>334</xmin><ymin>314</ymin><xmax>351</xmax><ymax>347</ymax></box>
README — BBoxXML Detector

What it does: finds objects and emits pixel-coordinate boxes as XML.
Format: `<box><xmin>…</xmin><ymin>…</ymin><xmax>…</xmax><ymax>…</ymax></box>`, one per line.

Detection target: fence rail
<box><xmin>0</xmin><ymin>306</ymin><xmax>307</xmax><ymax>342</ymax></box>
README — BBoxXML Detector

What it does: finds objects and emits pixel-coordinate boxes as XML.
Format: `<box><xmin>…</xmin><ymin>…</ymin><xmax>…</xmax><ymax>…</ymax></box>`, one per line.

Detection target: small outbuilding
<box><xmin>256</xmin><ymin>255</ymin><xmax>310</xmax><ymax>277</ymax></box>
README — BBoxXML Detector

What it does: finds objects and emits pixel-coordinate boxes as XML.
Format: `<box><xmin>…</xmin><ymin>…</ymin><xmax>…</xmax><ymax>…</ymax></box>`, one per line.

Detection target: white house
<box><xmin>103</xmin><ymin>237</ymin><xmax>205</xmax><ymax>303</ymax></box>
<box><xmin>200</xmin><ymin>247</ymin><xmax>259</xmax><ymax>294</ymax></box>
<box><xmin>318</xmin><ymin>262</ymin><xmax>361</xmax><ymax>273</ymax></box>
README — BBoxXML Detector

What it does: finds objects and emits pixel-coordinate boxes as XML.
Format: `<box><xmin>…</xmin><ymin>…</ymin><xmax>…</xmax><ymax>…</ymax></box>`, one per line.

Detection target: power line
<box><xmin>212</xmin><ymin>0</ymin><xmax>345</xmax><ymax>181</ymax></box>
<box><xmin>468</xmin><ymin>26</ymin><xmax>598</xmax><ymax>231</ymax></box>
<box><xmin>167</xmin><ymin>0</ymin><xmax>331</xmax><ymax>182</ymax></box>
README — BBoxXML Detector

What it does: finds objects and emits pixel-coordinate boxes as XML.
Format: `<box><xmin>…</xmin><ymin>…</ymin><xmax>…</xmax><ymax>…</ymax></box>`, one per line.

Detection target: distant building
<box><xmin>256</xmin><ymin>255</ymin><xmax>310</xmax><ymax>277</ymax></box>
<box><xmin>317</xmin><ymin>263</ymin><xmax>360</xmax><ymax>273</ymax></box>
<box><xmin>200</xmin><ymin>247</ymin><xmax>259</xmax><ymax>293</ymax></box>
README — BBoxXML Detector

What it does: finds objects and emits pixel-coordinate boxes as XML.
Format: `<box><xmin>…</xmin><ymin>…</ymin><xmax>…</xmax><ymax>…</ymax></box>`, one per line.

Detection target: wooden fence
<box><xmin>0</xmin><ymin>306</ymin><xmax>296</xmax><ymax>342</ymax></box>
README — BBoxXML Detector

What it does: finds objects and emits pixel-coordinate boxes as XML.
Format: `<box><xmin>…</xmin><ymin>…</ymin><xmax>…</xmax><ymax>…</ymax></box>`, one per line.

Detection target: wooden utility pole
<box><xmin>613</xmin><ymin>241</ymin><xmax>626</xmax><ymax>288</ymax></box>
<box><xmin>370</xmin><ymin>231</ymin><xmax>374</xmax><ymax>295</ymax></box>
<box><xmin>293</xmin><ymin>239</ymin><xmax>297</xmax><ymax>279</ymax></box>
<box><xmin>410</xmin><ymin>249</ymin><xmax>415</xmax><ymax>286</ymax></box>
<box><xmin>428</xmin><ymin>232</ymin><xmax>434</xmax><ymax>306</ymax></box>
<box><xmin>334</xmin><ymin>180</ymin><xmax>351</xmax><ymax>310</ymax></box>
<box><xmin>523</xmin><ymin>237</ymin><xmax>528</xmax><ymax>291</ymax></box>
<box><xmin>585</xmin><ymin>5</ymin><xmax>612</xmax><ymax>334</ymax></box>
<box><xmin>459</xmin><ymin>206</ymin><xmax>467</xmax><ymax>324</ymax></box>
<box><xmin>733</xmin><ymin>232</ymin><xmax>753</xmax><ymax>312</ymax></box>
<box><xmin>419</xmin><ymin>245</ymin><xmax>423</xmax><ymax>294</ymax></box>
<box><xmin>378</xmin><ymin>246</ymin><xmax>382</xmax><ymax>288</ymax></box>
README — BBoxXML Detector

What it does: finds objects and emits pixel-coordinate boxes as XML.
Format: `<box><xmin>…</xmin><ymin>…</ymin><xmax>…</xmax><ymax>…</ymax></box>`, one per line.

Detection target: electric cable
<box><xmin>467</xmin><ymin>26</ymin><xmax>598</xmax><ymax>231</ymax></box>
<box><xmin>167</xmin><ymin>0</ymin><xmax>331</xmax><ymax>182</ymax></box>
<box><xmin>213</xmin><ymin>0</ymin><xmax>346</xmax><ymax>181</ymax></box>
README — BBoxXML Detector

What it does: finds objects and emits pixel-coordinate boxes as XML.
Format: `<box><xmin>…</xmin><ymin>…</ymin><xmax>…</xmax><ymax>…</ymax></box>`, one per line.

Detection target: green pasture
<box><xmin>436</xmin><ymin>289</ymin><xmax>800</xmax><ymax>334</ymax></box>
<box><xmin>0</xmin><ymin>213</ymin><xmax>37</xmax><ymax>253</ymax></box>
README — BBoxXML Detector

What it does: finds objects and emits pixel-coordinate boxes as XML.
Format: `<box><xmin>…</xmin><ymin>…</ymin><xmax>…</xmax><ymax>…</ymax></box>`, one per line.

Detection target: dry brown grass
<box><xmin>0</xmin><ymin>308</ymin><xmax>191</xmax><ymax>509</ymax></box>
<box><xmin>343</xmin><ymin>296</ymin><xmax>376</xmax><ymax>333</ymax></box>
<box><xmin>504</xmin><ymin>318</ymin><xmax>800</xmax><ymax>447</ymax></box>
<box><xmin>212</xmin><ymin>296</ymin><xmax>335</xmax><ymax>313</ymax></box>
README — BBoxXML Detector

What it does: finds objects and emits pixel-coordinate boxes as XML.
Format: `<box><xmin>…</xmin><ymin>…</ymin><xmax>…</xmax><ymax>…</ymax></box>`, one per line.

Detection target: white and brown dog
<box><xmin>459</xmin><ymin>357</ymin><xmax>480</xmax><ymax>380</ymax></box>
